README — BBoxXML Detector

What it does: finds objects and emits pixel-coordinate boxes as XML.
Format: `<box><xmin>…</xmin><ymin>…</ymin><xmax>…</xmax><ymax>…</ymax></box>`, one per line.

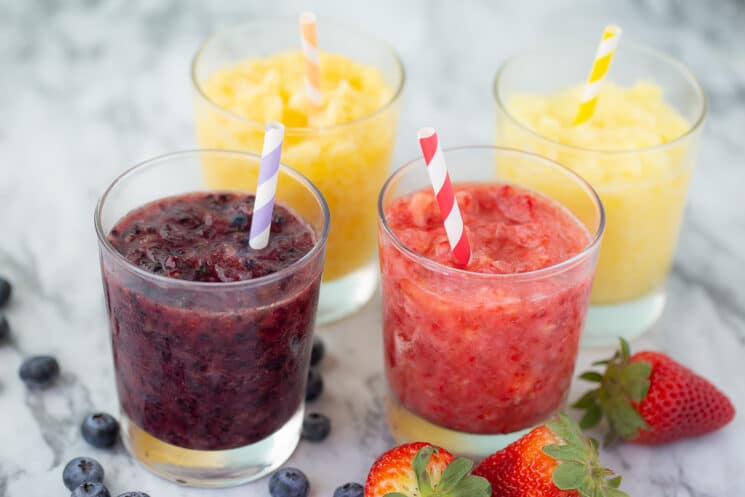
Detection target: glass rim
<box><xmin>190</xmin><ymin>17</ymin><xmax>406</xmax><ymax>135</ymax></box>
<box><xmin>94</xmin><ymin>149</ymin><xmax>331</xmax><ymax>290</ymax></box>
<box><xmin>492</xmin><ymin>40</ymin><xmax>707</xmax><ymax>155</ymax></box>
<box><xmin>377</xmin><ymin>145</ymin><xmax>606</xmax><ymax>281</ymax></box>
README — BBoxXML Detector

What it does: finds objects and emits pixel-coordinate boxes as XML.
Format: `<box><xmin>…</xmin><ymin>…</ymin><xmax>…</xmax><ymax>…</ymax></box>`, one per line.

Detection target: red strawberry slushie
<box><xmin>380</xmin><ymin>183</ymin><xmax>595</xmax><ymax>434</ymax></box>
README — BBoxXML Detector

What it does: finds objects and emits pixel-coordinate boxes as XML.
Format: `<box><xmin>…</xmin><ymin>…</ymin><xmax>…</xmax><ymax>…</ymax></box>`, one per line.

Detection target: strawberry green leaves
<box><xmin>551</xmin><ymin>461</ymin><xmax>586</xmax><ymax>489</ymax></box>
<box><xmin>579</xmin><ymin>371</ymin><xmax>604</xmax><ymax>383</ymax></box>
<box><xmin>412</xmin><ymin>445</ymin><xmax>436</xmax><ymax>495</ymax></box>
<box><xmin>385</xmin><ymin>446</ymin><xmax>491</xmax><ymax>497</ymax></box>
<box><xmin>621</xmin><ymin>362</ymin><xmax>652</xmax><ymax>400</ymax></box>
<box><xmin>544</xmin><ymin>413</ymin><xmax>629</xmax><ymax>497</ymax></box>
<box><xmin>573</xmin><ymin>338</ymin><xmax>652</xmax><ymax>444</ymax></box>
<box><xmin>443</xmin><ymin>474</ymin><xmax>491</xmax><ymax>496</ymax></box>
<box><xmin>437</xmin><ymin>458</ymin><xmax>473</xmax><ymax>492</ymax></box>
<box><xmin>440</xmin><ymin>457</ymin><xmax>491</xmax><ymax>496</ymax></box>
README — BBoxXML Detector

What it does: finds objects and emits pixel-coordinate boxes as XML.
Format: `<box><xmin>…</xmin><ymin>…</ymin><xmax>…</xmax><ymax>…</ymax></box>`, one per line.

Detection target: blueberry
<box><xmin>0</xmin><ymin>313</ymin><xmax>9</xmax><ymax>341</ymax></box>
<box><xmin>117</xmin><ymin>493</ymin><xmax>150</xmax><ymax>497</ymax></box>
<box><xmin>301</xmin><ymin>412</ymin><xmax>331</xmax><ymax>442</ymax></box>
<box><xmin>63</xmin><ymin>457</ymin><xmax>105</xmax><ymax>490</ymax></box>
<box><xmin>305</xmin><ymin>368</ymin><xmax>323</xmax><ymax>402</ymax></box>
<box><xmin>310</xmin><ymin>337</ymin><xmax>325</xmax><ymax>367</ymax></box>
<box><xmin>71</xmin><ymin>482</ymin><xmax>111</xmax><ymax>497</ymax></box>
<box><xmin>0</xmin><ymin>277</ymin><xmax>11</xmax><ymax>307</ymax></box>
<box><xmin>196</xmin><ymin>263</ymin><xmax>212</xmax><ymax>279</ymax></box>
<box><xmin>19</xmin><ymin>355</ymin><xmax>60</xmax><ymax>389</ymax></box>
<box><xmin>81</xmin><ymin>413</ymin><xmax>120</xmax><ymax>448</ymax></box>
<box><xmin>334</xmin><ymin>482</ymin><xmax>364</xmax><ymax>497</ymax></box>
<box><xmin>268</xmin><ymin>467</ymin><xmax>309</xmax><ymax>497</ymax></box>
<box><xmin>271</xmin><ymin>215</ymin><xmax>285</xmax><ymax>233</ymax></box>
<box><xmin>230</xmin><ymin>214</ymin><xmax>248</xmax><ymax>229</ymax></box>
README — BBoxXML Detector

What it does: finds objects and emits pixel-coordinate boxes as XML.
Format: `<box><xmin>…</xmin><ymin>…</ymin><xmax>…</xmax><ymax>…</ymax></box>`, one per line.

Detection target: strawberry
<box><xmin>474</xmin><ymin>413</ymin><xmax>628</xmax><ymax>497</ymax></box>
<box><xmin>574</xmin><ymin>338</ymin><xmax>735</xmax><ymax>445</ymax></box>
<box><xmin>364</xmin><ymin>442</ymin><xmax>490</xmax><ymax>497</ymax></box>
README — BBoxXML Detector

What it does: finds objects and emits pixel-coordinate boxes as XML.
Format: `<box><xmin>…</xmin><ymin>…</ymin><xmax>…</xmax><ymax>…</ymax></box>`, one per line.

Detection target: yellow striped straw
<box><xmin>573</xmin><ymin>24</ymin><xmax>622</xmax><ymax>125</ymax></box>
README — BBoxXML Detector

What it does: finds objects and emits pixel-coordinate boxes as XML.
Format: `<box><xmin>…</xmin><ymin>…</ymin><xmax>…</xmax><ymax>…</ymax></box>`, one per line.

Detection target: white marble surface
<box><xmin>1</xmin><ymin>0</ymin><xmax>744</xmax><ymax>495</ymax></box>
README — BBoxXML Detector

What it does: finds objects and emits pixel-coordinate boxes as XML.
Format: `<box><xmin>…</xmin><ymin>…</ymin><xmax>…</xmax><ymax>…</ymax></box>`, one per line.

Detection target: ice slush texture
<box><xmin>102</xmin><ymin>192</ymin><xmax>321</xmax><ymax>450</ymax></box>
<box><xmin>195</xmin><ymin>50</ymin><xmax>399</xmax><ymax>281</ymax></box>
<box><xmin>379</xmin><ymin>184</ymin><xmax>596</xmax><ymax>434</ymax></box>
<box><xmin>500</xmin><ymin>81</ymin><xmax>695</xmax><ymax>304</ymax></box>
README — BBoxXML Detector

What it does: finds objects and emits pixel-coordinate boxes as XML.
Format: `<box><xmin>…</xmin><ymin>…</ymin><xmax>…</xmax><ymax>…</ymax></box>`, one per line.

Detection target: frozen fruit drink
<box><xmin>105</xmin><ymin>192</ymin><xmax>317</xmax><ymax>450</ymax></box>
<box><xmin>192</xmin><ymin>20</ymin><xmax>404</xmax><ymax>323</ymax></box>
<box><xmin>378</xmin><ymin>147</ymin><xmax>604</xmax><ymax>455</ymax></box>
<box><xmin>95</xmin><ymin>151</ymin><xmax>329</xmax><ymax>487</ymax></box>
<box><xmin>503</xmin><ymin>82</ymin><xmax>689</xmax><ymax>305</ymax></box>
<box><xmin>494</xmin><ymin>42</ymin><xmax>705</xmax><ymax>344</ymax></box>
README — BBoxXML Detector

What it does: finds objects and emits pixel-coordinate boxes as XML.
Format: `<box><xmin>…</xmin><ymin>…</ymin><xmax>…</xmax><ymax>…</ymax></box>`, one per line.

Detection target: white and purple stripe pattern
<box><xmin>249</xmin><ymin>122</ymin><xmax>285</xmax><ymax>250</ymax></box>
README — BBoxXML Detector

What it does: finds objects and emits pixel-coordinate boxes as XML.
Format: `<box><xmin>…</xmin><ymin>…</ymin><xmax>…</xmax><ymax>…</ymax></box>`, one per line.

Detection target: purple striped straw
<box><xmin>249</xmin><ymin>122</ymin><xmax>285</xmax><ymax>250</ymax></box>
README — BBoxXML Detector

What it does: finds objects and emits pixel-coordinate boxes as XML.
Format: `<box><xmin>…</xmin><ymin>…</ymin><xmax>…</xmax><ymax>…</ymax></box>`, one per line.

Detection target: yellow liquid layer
<box><xmin>499</xmin><ymin>82</ymin><xmax>696</xmax><ymax>304</ymax></box>
<box><xmin>385</xmin><ymin>397</ymin><xmax>531</xmax><ymax>457</ymax></box>
<box><xmin>195</xmin><ymin>51</ymin><xmax>398</xmax><ymax>280</ymax></box>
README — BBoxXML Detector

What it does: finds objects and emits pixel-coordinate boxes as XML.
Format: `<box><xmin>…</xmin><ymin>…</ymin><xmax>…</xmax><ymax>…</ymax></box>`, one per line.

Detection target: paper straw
<box><xmin>417</xmin><ymin>128</ymin><xmax>471</xmax><ymax>266</ymax></box>
<box><xmin>573</xmin><ymin>24</ymin><xmax>622</xmax><ymax>125</ymax></box>
<box><xmin>249</xmin><ymin>122</ymin><xmax>285</xmax><ymax>250</ymax></box>
<box><xmin>300</xmin><ymin>12</ymin><xmax>322</xmax><ymax>106</ymax></box>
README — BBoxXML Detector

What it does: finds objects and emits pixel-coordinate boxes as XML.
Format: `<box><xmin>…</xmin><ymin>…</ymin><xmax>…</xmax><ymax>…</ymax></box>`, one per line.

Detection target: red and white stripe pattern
<box><xmin>299</xmin><ymin>12</ymin><xmax>322</xmax><ymax>106</ymax></box>
<box><xmin>417</xmin><ymin>128</ymin><xmax>471</xmax><ymax>266</ymax></box>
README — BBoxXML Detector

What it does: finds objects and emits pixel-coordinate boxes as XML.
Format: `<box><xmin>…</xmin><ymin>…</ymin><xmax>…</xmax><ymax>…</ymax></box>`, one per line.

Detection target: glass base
<box><xmin>316</xmin><ymin>260</ymin><xmax>378</xmax><ymax>325</ymax></box>
<box><xmin>386</xmin><ymin>398</ymin><xmax>534</xmax><ymax>458</ymax></box>
<box><xmin>120</xmin><ymin>406</ymin><xmax>303</xmax><ymax>488</ymax></box>
<box><xmin>582</xmin><ymin>289</ymin><xmax>666</xmax><ymax>348</ymax></box>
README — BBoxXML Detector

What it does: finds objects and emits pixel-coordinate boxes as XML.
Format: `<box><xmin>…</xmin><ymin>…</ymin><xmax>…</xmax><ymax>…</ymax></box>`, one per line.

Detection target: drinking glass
<box><xmin>95</xmin><ymin>150</ymin><xmax>329</xmax><ymax>486</ymax></box>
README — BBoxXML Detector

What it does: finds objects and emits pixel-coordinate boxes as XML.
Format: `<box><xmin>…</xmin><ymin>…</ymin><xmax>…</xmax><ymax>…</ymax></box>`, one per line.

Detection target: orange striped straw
<box><xmin>299</xmin><ymin>12</ymin><xmax>322</xmax><ymax>106</ymax></box>
<box><xmin>573</xmin><ymin>24</ymin><xmax>622</xmax><ymax>125</ymax></box>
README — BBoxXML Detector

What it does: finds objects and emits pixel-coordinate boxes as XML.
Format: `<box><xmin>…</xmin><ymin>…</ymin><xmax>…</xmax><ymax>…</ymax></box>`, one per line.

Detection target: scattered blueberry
<box><xmin>301</xmin><ymin>412</ymin><xmax>331</xmax><ymax>442</ymax></box>
<box><xmin>0</xmin><ymin>277</ymin><xmax>11</xmax><ymax>307</ymax></box>
<box><xmin>334</xmin><ymin>482</ymin><xmax>364</xmax><ymax>497</ymax></box>
<box><xmin>305</xmin><ymin>368</ymin><xmax>323</xmax><ymax>402</ymax></box>
<box><xmin>268</xmin><ymin>467</ymin><xmax>309</xmax><ymax>497</ymax></box>
<box><xmin>310</xmin><ymin>337</ymin><xmax>325</xmax><ymax>367</ymax></box>
<box><xmin>19</xmin><ymin>355</ymin><xmax>59</xmax><ymax>389</ymax></box>
<box><xmin>0</xmin><ymin>313</ymin><xmax>9</xmax><ymax>341</ymax></box>
<box><xmin>71</xmin><ymin>482</ymin><xmax>111</xmax><ymax>497</ymax></box>
<box><xmin>117</xmin><ymin>493</ymin><xmax>150</xmax><ymax>497</ymax></box>
<box><xmin>81</xmin><ymin>413</ymin><xmax>120</xmax><ymax>448</ymax></box>
<box><xmin>63</xmin><ymin>457</ymin><xmax>105</xmax><ymax>490</ymax></box>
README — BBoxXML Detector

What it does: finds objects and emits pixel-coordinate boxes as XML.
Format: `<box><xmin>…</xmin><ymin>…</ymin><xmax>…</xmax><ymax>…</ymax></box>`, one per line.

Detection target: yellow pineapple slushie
<box><xmin>498</xmin><ymin>81</ymin><xmax>697</xmax><ymax>306</ymax></box>
<box><xmin>195</xmin><ymin>50</ymin><xmax>399</xmax><ymax>283</ymax></box>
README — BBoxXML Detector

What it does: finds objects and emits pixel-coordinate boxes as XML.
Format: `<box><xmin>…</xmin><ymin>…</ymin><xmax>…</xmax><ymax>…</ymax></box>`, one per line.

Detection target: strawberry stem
<box><xmin>544</xmin><ymin>413</ymin><xmax>629</xmax><ymax>497</ymax></box>
<box><xmin>573</xmin><ymin>338</ymin><xmax>652</xmax><ymax>443</ymax></box>
<box><xmin>386</xmin><ymin>445</ymin><xmax>491</xmax><ymax>497</ymax></box>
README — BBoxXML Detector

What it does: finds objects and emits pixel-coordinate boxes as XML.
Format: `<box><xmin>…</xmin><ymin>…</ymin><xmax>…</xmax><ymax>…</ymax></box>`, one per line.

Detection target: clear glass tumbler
<box><xmin>95</xmin><ymin>151</ymin><xmax>329</xmax><ymax>487</ymax></box>
<box><xmin>493</xmin><ymin>41</ymin><xmax>706</xmax><ymax>346</ymax></box>
<box><xmin>378</xmin><ymin>146</ymin><xmax>604</xmax><ymax>456</ymax></box>
<box><xmin>192</xmin><ymin>19</ymin><xmax>404</xmax><ymax>324</ymax></box>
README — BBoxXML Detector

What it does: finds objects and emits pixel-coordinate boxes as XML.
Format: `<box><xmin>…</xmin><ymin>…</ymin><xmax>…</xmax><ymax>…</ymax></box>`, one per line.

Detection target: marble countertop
<box><xmin>2</xmin><ymin>0</ymin><xmax>744</xmax><ymax>495</ymax></box>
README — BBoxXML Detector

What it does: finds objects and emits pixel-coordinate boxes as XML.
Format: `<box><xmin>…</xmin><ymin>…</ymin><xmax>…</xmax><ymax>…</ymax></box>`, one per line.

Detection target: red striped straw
<box><xmin>417</xmin><ymin>128</ymin><xmax>471</xmax><ymax>266</ymax></box>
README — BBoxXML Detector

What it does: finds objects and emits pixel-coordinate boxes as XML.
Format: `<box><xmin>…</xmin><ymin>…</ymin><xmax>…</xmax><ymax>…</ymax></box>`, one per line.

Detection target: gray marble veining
<box><xmin>1</xmin><ymin>0</ymin><xmax>744</xmax><ymax>496</ymax></box>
